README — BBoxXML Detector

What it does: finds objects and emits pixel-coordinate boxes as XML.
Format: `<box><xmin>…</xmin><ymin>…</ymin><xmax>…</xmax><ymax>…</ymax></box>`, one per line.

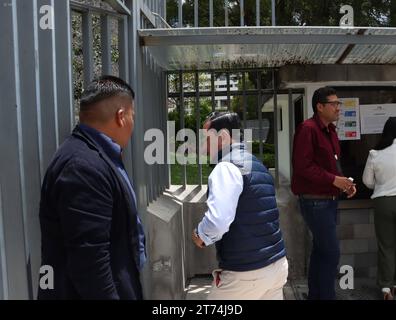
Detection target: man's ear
<box><xmin>219</xmin><ymin>129</ymin><xmax>231</xmax><ymax>141</ymax></box>
<box><xmin>115</xmin><ymin>108</ymin><xmax>125</xmax><ymax>127</ymax></box>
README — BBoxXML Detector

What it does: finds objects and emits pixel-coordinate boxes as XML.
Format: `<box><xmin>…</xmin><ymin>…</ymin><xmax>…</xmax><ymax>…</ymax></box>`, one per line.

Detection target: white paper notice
<box><xmin>360</xmin><ymin>104</ymin><xmax>396</xmax><ymax>134</ymax></box>
<box><xmin>337</xmin><ymin>98</ymin><xmax>360</xmax><ymax>140</ymax></box>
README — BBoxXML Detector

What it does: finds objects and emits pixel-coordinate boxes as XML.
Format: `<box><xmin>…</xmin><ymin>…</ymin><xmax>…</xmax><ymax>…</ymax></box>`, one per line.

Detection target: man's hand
<box><xmin>345</xmin><ymin>185</ymin><xmax>357</xmax><ymax>198</ymax></box>
<box><xmin>333</xmin><ymin>176</ymin><xmax>355</xmax><ymax>192</ymax></box>
<box><xmin>192</xmin><ymin>229</ymin><xmax>205</xmax><ymax>249</ymax></box>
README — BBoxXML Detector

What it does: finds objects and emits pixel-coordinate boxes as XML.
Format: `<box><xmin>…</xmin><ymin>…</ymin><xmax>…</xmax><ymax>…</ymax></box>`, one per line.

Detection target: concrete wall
<box><xmin>146</xmin><ymin>186</ymin><xmax>218</xmax><ymax>299</ymax></box>
<box><xmin>146</xmin><ymin>194</ymin><xmax>184</xmax><ymax>299</ymax></box>
<box><xmin>276</xmin><ymin>175</ymin><xmax>308</xmax><ymax>280</ymax></box>
<box><xmin>337</xmin><ymin>205</ymin><xmax>377</xmax><ymax>278</ymax></box>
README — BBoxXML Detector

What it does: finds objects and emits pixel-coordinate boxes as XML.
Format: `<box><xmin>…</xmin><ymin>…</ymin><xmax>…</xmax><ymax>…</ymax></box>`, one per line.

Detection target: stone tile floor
<box><xmin>185</xmin><ymin>277</ymin><xmax>385</xmax><ymax>300</ymax></box>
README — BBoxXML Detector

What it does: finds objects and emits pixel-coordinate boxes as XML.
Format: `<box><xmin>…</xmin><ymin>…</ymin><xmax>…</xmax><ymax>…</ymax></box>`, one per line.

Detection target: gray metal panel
<box><xmin>271</xmin><ymin>0</ymin><xmax>276</xmax><ymax>26</ymax></box>
<box><xmin>101</xmin><ymin>14</ymin><xmax>112</xmax><ymax>75</ymax></box>
<box><xmin>224</xmin><ymin>0</ymin><xmax>228</xmax><ymax>27</ymax></box>
<box><xmin>38</xmin><ymin>0</ymin><xmax>58</xmax><ymax>169</ymax></box>
<box><xmin>128</xmin><ymin>0</ymin><xmax>148</xmax><ymax>210</ymax></box>
<box><xmin>0</xmin><ymin>184</ymin><xmax>9</xmax><ymax>299</ymax></box>
<box><xmin>257</xmin><ymin>71</ymin><xmax>263</xmax><ymax>158</ymax></box>
<box><xmin>195</xmin><ymin>72</ymin><xmax>202</xmax><ymax>187</ymax></box>
<box><xmin>0</xmin><ymin>0</ymin><xmax>29</xmax><ymax>299</ymax></box>
<box><xmin>103</xmin><ymin>0</ymin><xmax>131</xmax><ymax>15</ymax></box>
<box><xmin>242</xmin><ymin>72</ymin><xmax>247</xmax><ymax>128</ymax></box>
<box><xmin>82</xmin><ymin>12</ymin><xmax>94</xmax><ymax>87</ymax></box>
<box><xmin>139</xmin><ymin>27</ymin><xmax>396</xmax><ymax>70</ymax></box>
<box><xmin>240</xmin><ymin>0</ymin><xmax>244</xmax><ymax>26</ymax></box>
<box><xmin>178</xmin><ymin>0</ymin><xmax>182</xmax><ymax>28</ymax></box>
<box><xmin>118</xmin><ymin>15</ymin><xmax>133</xmax><ymax>177</ymax></box>
<box><xmin>209</xmin><ymin>0</ymin><xmax>213</xmax><ymax>27</ymax></box>
<box><xmin>273</xmin><ymin>70</ymin><xmax>279</xmax><ymax>187</ymax></box>
<box><xmin>256</xmin><ymin>0</ymin><xmax>260</xmax><ymax>26</ymax></box>
<box><xmin>16</xmin><ymin>0</ymin><xmax>48</xmax><ymax>299</ymax></box>
<box><xmin>163</xmin><ymin>0</ymin><xmax>166</xmax><ymax>22</ymax></box>
<box><xmin>119</xmin><ymin>16</ymin><xmax>130</xmax><ymax>82</ymax></box>
<box><xmin>194</xmin><ymin>0</ymin><xmax>198</xmax><ymax>28</ymax></box>
<box><xmin>55</xmin><ymin>0</ymin><xmax>74</xmax><ymax>144</ymax></box>
<box><xmin>179</xmin><ymin>71</ymin><xmax>187</xmax><ymax>187</ymax></box>
<box><xmin>288</xmin><ymin>89</ymin><xmax>294</xmax><ymax>182</ymax></box>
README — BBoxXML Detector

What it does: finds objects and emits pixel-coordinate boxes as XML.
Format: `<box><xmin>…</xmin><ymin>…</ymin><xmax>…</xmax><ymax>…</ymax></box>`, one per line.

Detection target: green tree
<box><xmin>167</xmin><ymin>0</ymin><xmax>394</xmax><ymax>27</ymax></box>
<box><xmin>169</xmin><ymin>99</ymin><xmax>212</xmax><ymax>132</ymax></box>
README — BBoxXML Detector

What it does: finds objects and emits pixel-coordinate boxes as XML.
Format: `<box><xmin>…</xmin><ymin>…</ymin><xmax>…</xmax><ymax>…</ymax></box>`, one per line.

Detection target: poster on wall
<box><xmin>336</xmin><ymin>98</ymin><xmax>361</xmax><ymax>140</ymax></box>
<box><xmin>360</xmin><ymin>104</ymin><xmax>396</xmax><ymax>134</ymax></box>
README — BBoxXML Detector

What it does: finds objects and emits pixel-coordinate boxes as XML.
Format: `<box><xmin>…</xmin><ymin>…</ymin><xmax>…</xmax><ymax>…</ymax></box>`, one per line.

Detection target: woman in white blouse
<box><xmin>363</xmin><ymin>117</ymin><xmax>396</xmax><ymax>300</ymax></box>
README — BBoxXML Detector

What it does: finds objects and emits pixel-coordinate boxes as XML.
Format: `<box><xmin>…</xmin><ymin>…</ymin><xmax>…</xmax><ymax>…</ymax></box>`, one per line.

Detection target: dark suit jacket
<box><xmin>38</xmin><ymin>126</ymin><xmax>144</xmax><ymax>300</ymax></box>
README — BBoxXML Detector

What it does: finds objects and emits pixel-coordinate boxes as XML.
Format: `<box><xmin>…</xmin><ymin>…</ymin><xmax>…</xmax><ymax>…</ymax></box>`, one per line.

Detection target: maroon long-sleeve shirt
<box><xmin>291</xmin><ymin>114</ymin><xmax>342</xmax><ymax>196</ymax></box>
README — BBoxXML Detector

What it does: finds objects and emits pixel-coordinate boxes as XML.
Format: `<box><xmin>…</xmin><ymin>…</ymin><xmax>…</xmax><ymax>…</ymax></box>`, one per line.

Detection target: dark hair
<box><xmin>312</xmin><ymin>86</ymin><xmax>337</xmax><ymax>113</ymax></box>
<box><xmin>80</xmin><ymin>75</ymin><xmax>134</xmax><ymax>111</ymax></box>
<box><xmin>374</xmin><ymin>117</ymin><xmax>396</xmax><ymax>150</ymax></box>
<box><xmin>205</xmin><ymin>111</ymin><xmax>241</xmax><ymax>134</ymax></box>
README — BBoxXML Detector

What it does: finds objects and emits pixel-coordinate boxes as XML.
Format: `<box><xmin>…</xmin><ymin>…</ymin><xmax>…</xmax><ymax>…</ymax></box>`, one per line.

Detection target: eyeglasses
<box><xmin>205</xmin><ymin>111</ymin><xmax>219</xmax><ymax>121</ymax></box>
<box><xmin>320</xmin><ymin>101</ymin><xmax>342</xmax><ymax>107</ymax></box>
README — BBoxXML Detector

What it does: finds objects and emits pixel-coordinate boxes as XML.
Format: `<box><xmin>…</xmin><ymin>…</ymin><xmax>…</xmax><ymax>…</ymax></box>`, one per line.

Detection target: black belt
<box><xmin>301</xmin><ymin>194</ymin><xmax>338</xmax><ymax>200</ymax></box>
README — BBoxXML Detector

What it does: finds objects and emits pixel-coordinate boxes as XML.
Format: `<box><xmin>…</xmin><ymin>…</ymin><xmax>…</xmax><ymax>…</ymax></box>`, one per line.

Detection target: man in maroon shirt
<box><xmin>291</xmin><ymin>86</ymin><xmax>356</xmax><ymax>300</ymax></box>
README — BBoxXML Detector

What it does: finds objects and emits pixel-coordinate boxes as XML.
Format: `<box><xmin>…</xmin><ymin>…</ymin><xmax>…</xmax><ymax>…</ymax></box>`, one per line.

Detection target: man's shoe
<box><xmin>382</xmin><ymin>288</ymin><xmax>394</xmax><ymax>300</ymax></box>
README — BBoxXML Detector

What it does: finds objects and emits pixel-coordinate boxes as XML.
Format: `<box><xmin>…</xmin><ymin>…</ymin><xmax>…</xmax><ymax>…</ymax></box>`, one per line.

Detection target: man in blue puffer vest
<box><xmin>192</xmin><ymin>112</ymin><xmax>288</xmax><ymax>299</ymax></box>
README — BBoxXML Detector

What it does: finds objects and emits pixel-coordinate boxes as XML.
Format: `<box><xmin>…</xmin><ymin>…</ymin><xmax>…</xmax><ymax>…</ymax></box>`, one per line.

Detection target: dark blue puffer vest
<box><xmin>214</xmin><ymin>143</ymin><xmax>286</xmax><ymax>271</ymax></box>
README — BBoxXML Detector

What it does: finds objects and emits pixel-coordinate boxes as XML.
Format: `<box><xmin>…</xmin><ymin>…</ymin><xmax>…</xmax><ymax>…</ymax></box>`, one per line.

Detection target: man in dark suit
<box><xmin>38</xmin><ymin>75</ymin><xmax>146</xmax><ymax>300</ymax></box>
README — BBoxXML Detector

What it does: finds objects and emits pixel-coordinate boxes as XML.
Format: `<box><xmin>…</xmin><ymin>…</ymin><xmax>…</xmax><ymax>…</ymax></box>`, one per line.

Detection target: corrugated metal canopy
<box><xmin>138</xmin><ymin>27</ymin><xmax>396</xmax><ymax>70</ymax></box>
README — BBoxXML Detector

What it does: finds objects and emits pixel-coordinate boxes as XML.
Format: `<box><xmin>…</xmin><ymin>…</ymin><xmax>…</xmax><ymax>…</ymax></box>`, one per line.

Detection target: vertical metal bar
<box><xmin>53</xmin><ymin>0</ymin><xmax>73</xmax><ymax>145</ymax></box>
<box><xmin>273</xmin><ymin>70</ymin><xmax>279</xmax><ymax>186</ymax></box>
<box><xmin>240</xmin><ymin>0</ymin><xmax>244</xmax><ymax>26</ymax></box>
<box><xmin>66</xmin><ymin>1</ymin><xmax>74</xmax><ymax>131</ymax></box>
<box><xmin>33</xmin><ymin>0</ymin><xmax>44</xmax><ymax>181</ymax></box>
<box><xmin>0</xmin><ymin>185</ymin><xmax>8</xmax><ymax>299</ymax></box>
<box><xmin>256</xmin><ymin>0</ymin><xmax>260</xmax><ymax>26</ymax></box>
<box><xmin>101</xmin><ymin>14</ymin><xmax>112</xmax><ymax>75</ymax></box>
<box><xmin>288</xmin><ymin>89</ymin><xmax>294</xmax><ymax>181</ymax></box>
<box><xmin>13</xmin><ymin>0</ymin><xmax>32</xmax><ymax>284</ymax></box>
<box><xmin>257</xmin><ymin>71</ymin><xmax>263</xmax><ymax>160</ymax></box>
<box><xmin>194</xmin><ymin>0</ymin><xmax>198</xmax><ymax>27</ymax></box>
<box><xmin>119</xmin><ymin>16</ymin><xmax>130</xmax><ymax>82</ymax></box>
<box><xmin>242</xmin><ymin>72</ymin><xmax>247</xmax><ymax>129</ymax></box>
<box><xmin>209</xmin><ymin>0</ymin><xmax>213</xmax><ymax>27</ymax></box>
<box><xmin>226</xmin><ymin>72</ymin><xmax>230</xmax><ymax>110</ymax></box>
<box><xmin>127</xmin><ymin>0</ymin><xmax>149</xmax><ymax>214</ymax></box>
<box><xmin>271</xmin><ymin>0</ymin><xmax>276</xmax><ymax>26</ymax></box>
<box><xmin>163</xmin><ymin>0</ymin><xmax>167</xmax><ymax>23</ymax></box>
<box><xmin>195</xmin><ymin>72</ymin><xmax>202</xmax><ymax>187</ymax></box>
<box><xmin>49</xmin><ymin>0</ymin><xmax>60</xmax><ymax>149</ymax></box>
<box><xmin>82</xmin><ymin>12</ymin><xmax>94</xmax><ymax>87</ymax></box>
<box><xmin>224</xmin><ymin>0</ymin><xmax>229</xmax><ymax>26</ymax></box>
<box><xmin>178</xmin><ymin>0</ymin><xmax>183</xmax><ymax>28</ymax></box>
<box><xmin>164</xmin><ymin>72</ymin><xmax>171</xmax><ymax>188</ymax></box>
<box><xmin>179</xmin><ymin>71</ymin><xmax>187</xmax><ymax>187</ymax></box>
<box><xmin>211</xmin><ymin>71</ymin><xmax>215</xmax><ymax>111</ymax></box>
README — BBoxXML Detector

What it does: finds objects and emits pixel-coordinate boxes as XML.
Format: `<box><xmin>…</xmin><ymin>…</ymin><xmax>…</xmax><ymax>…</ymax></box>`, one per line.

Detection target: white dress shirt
<box><xmin>362</xmin><ymin>139</ymin><xmax>396</xmax><ymax>199</ymax></box>
<box><xmin>197</xmin><ymin>161</ymin><xmax>244</xmax><ymax>246</ymax></box>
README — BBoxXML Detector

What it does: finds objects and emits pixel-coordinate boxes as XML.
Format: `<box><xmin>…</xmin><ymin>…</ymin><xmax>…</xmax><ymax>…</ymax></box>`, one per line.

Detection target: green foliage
<box><xmin>167</xmin><ymin>0</ymin><xmax>395</xmax><ymax>27</ymax></box>
<box><xmin>169</xmin><ymin>99</ymin><xmax>213</xmax><ymax>132</ymax></box>
<box><xmin>251</xmin><ymin>141</ymin><xmax>275</xmax><ymax>154</ymax></box>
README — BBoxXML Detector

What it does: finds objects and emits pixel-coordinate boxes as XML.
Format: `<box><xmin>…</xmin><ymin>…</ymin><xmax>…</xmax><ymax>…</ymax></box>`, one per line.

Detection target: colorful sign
<box><xmin>337</xmin><ymin>98</ymin><xmax>361</xmax><ymax>141</ymax></box>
